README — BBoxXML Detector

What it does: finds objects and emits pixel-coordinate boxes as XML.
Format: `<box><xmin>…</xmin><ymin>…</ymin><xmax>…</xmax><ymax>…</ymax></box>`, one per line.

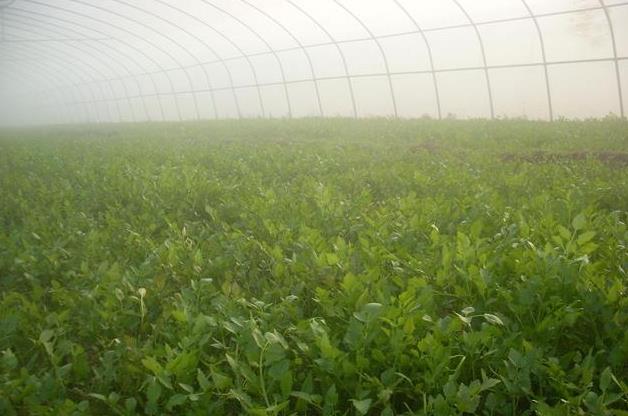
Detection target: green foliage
<box><xmin>0</xmin><ymin>119</ymin><xmax>627</xmax><ymax>415</ymax></box>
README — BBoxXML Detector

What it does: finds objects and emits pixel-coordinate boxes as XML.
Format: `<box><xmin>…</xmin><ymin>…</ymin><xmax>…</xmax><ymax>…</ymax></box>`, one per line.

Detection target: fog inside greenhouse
<box><xmin>0</xmin><ymin>0</ymin><xmax>627</xmax><ymax>125</ymax></box>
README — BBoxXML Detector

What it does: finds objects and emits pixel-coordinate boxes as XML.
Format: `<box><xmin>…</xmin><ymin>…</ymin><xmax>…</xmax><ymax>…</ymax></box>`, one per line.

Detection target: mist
<box><xmin>0</xmin><ymin>0</ymin><xmax>626</xmax><ymax>126</ymax></box>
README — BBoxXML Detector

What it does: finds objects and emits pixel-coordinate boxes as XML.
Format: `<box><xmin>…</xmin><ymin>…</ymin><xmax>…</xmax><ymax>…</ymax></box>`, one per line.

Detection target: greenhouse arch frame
<box><xmin>0</xmin><ymin>0</ymin><xmax>626</xmax><ymax>125</ymax></box>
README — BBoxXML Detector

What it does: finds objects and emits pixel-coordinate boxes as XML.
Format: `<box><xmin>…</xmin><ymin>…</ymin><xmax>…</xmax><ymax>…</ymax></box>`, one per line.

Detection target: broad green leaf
<box><xmin>483</xmin><ymin>313</ymin><xmax>504</xmax><ymax>326</ymax></box>
<box><xmin>142</xmin><ymin>357</ymin><xmax>163</xmax><ymax>375</ymax></box>
<box><xmin>125</xmin><ymin>398</ymin><xmax>137</xmax><ymax>413</ymax></box>
<box><xmin>171</xmin><ymin>310</ymin><xmax>187</xmax><ymax>323</ymax></box>
<box><xmin>480</xmin><ymin>377</ymin><xmax>501</xmax><ymax>391</ymax></box>
<box><xmin>600</xmin><ymin>367</ymin><xmax>612</xmax><ymax>392</ymax></box>
<box><xmin>179</xmin><ymin>383</ymin><xmax>194</xmax><ymax>393</ymax></box>
<box><xmin>166</xmin><ymin>394</ymin><xmax>186</xmax><ymax>410</ymax></box>
<box><xmin>108</xmin><ymin>392</ymin><xmax>120</xmax><ymax>404</ymax></box>
<box><xmin>147</xmin><ymin>380</ymin><xmax>162</xmax><ymax>405</ymax></box>
<box><xmin>197</xmin><ymin>369</ymin><xmax>211</xmax><ymax>391</ymax></box>
<box><xmin>251</xmin><ymin>328</ymin><xmax>266</xmax><ymax>348</ymax></box>
<box><xmin>461</xmin><ymin>306</ymin><xmax>475</xmax><ymax>316</ymax></box>
<box><xmin>353</xmin><ymin>302</ymin><xmax>383</xmax><ymax>323</ymax></box>
<box><xmin>265</xmin><ymin>331</ymin><xmax>288</xmax><ymax>349</ymax></box>
<box><xmin>325</xmin><ymin>252</ymin><xmax>340</xmax><ymax>266</ymax></box>
<box><xmin>455</xmin><ymin>312</ymin><xmax>472</xmax><ymax>326</ymax></box>
<box><xmin>291</xmin><ymin>391</ymin><xmax>322</xmax><ymax>404</ymax></box>
<box><xmin>558</xmin><ymin>225</ymin><xmax>572</xmax><ymax>241</ymax></box>
<box><xmin>39</xmin><ymin>329</ymin><xmax>54</xmax><ymax>343</ymax></box>
<box><xmin>280</xmin><ymin>370</ymin><xmax>293</xmax><ymax>397</ymax></box>
<box><xmin>351</xmin><ymin>398</ymin><xmax>372</xmax><ymax>415</ymax></box>
<box><xmin>88</xmin><ymin>393</ymin><xmax>107</xmax><ymax>402</ymax></box>
<box><xmin>157</xmin><ymin>374</ymin><xmax>173</xmax><ymax>390</ymax></box>
<box><xmin>577</xmin><ymin>231</ymin><xmax>596</xmax><ymax>245</ymax></box>
<box><xmin>580</xmin><ymin>242</ymin><xmax>598</xmax><ymax>254</ymax></box>
<box><xmin>211</xmin><ymin>369</ymin><xmax>232</xmax><ymax>390</ymax></box>
<box><xmin>572</xmin><ymin>213</ymin><xmax>586</xmax><ymax>231</ymax></box>
<box><xmin>1</xmin><ymin>349</ymin><xmax>17</xmax><ymax>370</ymax></box>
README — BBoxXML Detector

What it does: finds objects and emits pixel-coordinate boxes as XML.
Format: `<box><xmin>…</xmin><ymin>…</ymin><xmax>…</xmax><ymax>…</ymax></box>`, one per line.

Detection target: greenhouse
<box><xmin>1</xmin><ymin>0</ymin><xmax>627</xmax><ymax>123</ymax></box>
<box><xmin>0</xmin><ymin>1</ymin><xmax>627</xmax><ymax>415</ymax></box>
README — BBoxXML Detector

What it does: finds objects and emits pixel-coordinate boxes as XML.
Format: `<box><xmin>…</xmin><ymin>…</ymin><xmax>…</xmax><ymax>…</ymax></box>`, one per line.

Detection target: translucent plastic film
<box><xmin>0</xmin><ymin>0</ymin><xmax>626</xmax><ymax>125</ymax></box>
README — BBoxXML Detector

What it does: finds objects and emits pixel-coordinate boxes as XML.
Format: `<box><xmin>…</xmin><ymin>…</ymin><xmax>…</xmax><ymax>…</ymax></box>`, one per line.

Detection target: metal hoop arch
<box><xmin>241</xmin><ymin>0</ymin><xmax>323</xmax><ymax>117</ymax></box>
<box><xmin>200</xmin><ymin>0</ymin><xmax>292</xmax><ymax>118</ymax></box>
<box><xmin>4</xmin><ymin>16</ymin><xmax>137</xmax><ymax>122</ymax></box>
<box><xmin>599</xmin><ymin>0</ymin><xmax>625</xmax><ymax>118</ymax></box>
<box><xmin>450</xmin><ymin>0</ymin><xmax>495</xmax><ymax>119</ymax></box>
<box><xmin>286</xmin><ymin>0</ymin><xmax>358</xmax><ymax>118</ymax></box>
<box><xmin>392</xmin><ymin>0</ymin><xmax>443</xmax><ymax>119</ymax></box>
<box><xmin>333</xmin><ymin>0</ymin><xmax>399</xmax><ymax>117</ymax></box>
<box><xmin>2</xmin><ymin>0</ymin><xmax>627</xmax><ymax>123</ymax></box>
<box><xmin>520</xmin><ymin>0</ymin><xmax>554</xmax><ymax>121</ymax></box>
<box><xmin>6</xmin><ymin>8</ymin><xmax>158</xmax><ymax>121</ymax></box>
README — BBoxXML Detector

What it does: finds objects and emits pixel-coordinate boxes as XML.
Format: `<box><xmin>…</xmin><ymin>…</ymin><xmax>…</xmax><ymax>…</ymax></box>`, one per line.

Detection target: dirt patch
<box><xmin>596</xmin><ymin>152</ymin><xmax>628</xmax><ymax>165</ymax></box>
<box><xmin>500</xmin><ymin>151</ymin><xmax>628</xmax><ymax>166</ymax></box>
<box><xmin>409</xmin><ymin>139</ymin><xmax>440</xmax><ymax>154</ymax></box>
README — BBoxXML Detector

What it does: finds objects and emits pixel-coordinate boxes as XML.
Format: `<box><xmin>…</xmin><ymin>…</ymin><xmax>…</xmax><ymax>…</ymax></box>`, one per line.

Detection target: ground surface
<box><xmin>0</xmin><ymin>119</ymin><xmax>627</xmax><ymax>415</ymax></box>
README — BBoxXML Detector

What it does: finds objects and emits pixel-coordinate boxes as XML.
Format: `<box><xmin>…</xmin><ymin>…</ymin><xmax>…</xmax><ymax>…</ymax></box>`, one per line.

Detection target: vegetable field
<box><xmin>0</xmin><ymin>119</ymin><xmax>627</xmax><ymax>415</ymax></box>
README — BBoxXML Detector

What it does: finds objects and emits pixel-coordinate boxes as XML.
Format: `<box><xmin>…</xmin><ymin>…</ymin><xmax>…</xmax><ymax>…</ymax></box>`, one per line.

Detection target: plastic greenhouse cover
<box><xmin>0</xmin><ymin>0</ymin><xmax>626</xmax><ymax>125</ymax></box>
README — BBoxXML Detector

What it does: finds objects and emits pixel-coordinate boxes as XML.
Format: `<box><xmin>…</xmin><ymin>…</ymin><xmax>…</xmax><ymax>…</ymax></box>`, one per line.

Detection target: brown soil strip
<box><xmin>500</xmin><ymin>151</ymin><xmax>628</xmax><ymax>166</ymax></box>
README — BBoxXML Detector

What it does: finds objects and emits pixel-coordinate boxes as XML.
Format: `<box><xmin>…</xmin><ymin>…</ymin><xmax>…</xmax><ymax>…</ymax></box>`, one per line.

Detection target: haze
<box><xmin>0</xmin><ymin>0</ymin><xmax>626</xmax><ymax>126</ymax></box>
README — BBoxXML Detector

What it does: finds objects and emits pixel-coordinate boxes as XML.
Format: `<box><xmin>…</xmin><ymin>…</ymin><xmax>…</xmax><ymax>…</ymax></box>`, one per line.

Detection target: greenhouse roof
<box><xmin>0</xmin><ymin>0</ymin><xmax>626</xmax><ymax>125</ymax></box>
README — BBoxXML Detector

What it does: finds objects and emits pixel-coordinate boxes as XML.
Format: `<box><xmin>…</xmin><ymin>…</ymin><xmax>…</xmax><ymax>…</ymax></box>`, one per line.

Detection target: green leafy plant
<box><xmin>0</xmin><ymin>119</ymin><xmax>626</xmax><ymax>414</ymax></box>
